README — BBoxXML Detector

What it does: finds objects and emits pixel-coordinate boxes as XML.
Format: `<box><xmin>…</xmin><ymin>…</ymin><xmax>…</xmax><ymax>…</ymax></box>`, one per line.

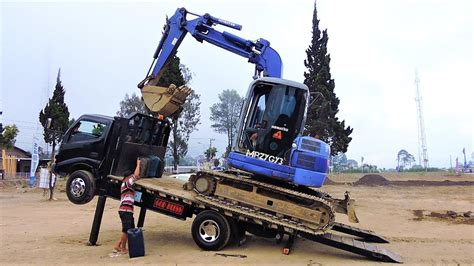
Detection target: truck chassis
<box><xmin>86</xmin><ymin>175</ymin><xmax>401</xmax><ymax>263</ymax></box>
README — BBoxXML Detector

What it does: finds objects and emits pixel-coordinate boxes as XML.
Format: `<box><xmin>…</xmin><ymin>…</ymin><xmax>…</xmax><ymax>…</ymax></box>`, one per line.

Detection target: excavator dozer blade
<box><xmin>141</xmin><ymin>84</ymin><xmax>193</xmax><ymax>117</ymax></box>
<box><xmin>331</xmin><ymin>192</ymin><xmax>359</xmax><ymax>223</ymax></box>
<box><xmin>346</xmin><ymin>198</ymin><xmax>359</xmax><ymax>223</ymax></box>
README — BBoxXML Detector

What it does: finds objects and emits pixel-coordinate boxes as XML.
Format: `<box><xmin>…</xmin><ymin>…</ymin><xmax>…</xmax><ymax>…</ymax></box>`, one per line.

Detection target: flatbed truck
<box><xmin>85</xmin><ymin>174</ymin><xmax>399</xmax><ymax>262</ymax></box>
<box><xmin>54</xmin><ymin>113</ymin><xmax>401</xmax><ymax>263</ymax></box>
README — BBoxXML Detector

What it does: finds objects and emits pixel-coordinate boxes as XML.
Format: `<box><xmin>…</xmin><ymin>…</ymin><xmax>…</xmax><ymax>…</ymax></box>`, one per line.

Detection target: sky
<box><xmin>1</xmin><ymin>0</ymin><xmax>473</xmax><ymax>169</ymax></box>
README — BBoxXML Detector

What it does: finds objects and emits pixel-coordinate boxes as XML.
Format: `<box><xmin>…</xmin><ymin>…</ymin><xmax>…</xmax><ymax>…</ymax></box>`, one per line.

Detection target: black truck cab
<box><xmin>54</xmin><ymin>113</ymin><xmax>170</xmax><ymax>204</ymax></box>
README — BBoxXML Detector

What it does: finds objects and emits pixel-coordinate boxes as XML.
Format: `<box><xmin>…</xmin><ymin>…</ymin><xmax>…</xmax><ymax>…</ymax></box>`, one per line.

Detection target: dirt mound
<box><xmin>323</xmin><ymin>177</ymin><xmax>338</xmax><ymax>185</ymax></box>
<box><xmin>354</xmin><ymin>174</ymin><xmax>391</xmax><ymax>186</ymax></box>
<box><xmin>392</xmin><ymin>180</ymin><xmax>474</xmax><ymax>186</ymax></box>
<box><xmin>412</xmin><ymin>209</ymin><xmax>474</xmax><ymax>225</ymax></box>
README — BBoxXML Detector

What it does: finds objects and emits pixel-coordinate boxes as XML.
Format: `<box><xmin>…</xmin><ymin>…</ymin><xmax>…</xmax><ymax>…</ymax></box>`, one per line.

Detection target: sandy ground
<box><xmin>0</xmin><ymin>174</ymin><xmax>473</xmax><ymax>265</ymax></box>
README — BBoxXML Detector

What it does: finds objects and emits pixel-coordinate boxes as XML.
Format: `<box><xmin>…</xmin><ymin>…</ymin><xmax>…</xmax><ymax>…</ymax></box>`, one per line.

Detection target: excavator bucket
<box><xmin>141</xmin><ymin>84</ymin><xmax>193</xmax><ymax>117</ymax></box>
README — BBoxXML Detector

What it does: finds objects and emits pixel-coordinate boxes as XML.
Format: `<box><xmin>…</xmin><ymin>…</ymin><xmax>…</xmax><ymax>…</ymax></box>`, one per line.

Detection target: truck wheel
<box><xmin>191</xmin><ymin>210</ymin><xmax>231</xmax><ymax>251</ymax></box>
<box><xmin>66</xmin><ymin>170</ymin><xmax>96</xmax><ymax>205</ymax></box>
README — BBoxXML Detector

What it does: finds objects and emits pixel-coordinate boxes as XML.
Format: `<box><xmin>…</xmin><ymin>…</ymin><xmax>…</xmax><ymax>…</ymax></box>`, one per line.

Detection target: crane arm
<box><xmin>138</xmin><ymin>7</ymin><xmax>282</xmax><ymax>117</ymax></box>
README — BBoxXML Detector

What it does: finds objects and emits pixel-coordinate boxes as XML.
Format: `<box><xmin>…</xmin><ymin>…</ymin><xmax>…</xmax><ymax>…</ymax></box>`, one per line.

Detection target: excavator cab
<box><xmin>238</xmin><ymin>78</ymin><xmax>307</xmax><ymax>159</ymax></box>
<box><xmin>228</xmin><ymin>77</ymin><xmax>330</xmax><ymax>187</ymax></box>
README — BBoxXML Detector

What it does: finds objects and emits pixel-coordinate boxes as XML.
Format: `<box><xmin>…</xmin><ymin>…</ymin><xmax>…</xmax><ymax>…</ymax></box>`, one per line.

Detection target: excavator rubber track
<box><xmin>191</xmin><ymin>169</ymin><xmax>336</xmax><ymax>234</ymax></box>
<box><xmin>224</xmin><ymin>169</ymin><xmax>360</xmax><ymax>223</ymax></box>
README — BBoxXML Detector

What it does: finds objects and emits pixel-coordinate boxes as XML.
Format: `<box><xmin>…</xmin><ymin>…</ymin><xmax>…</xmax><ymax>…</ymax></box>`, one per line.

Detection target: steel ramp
<box><xmin>299</xmin><ymin>232</ymin><xmax>402</xmax><ymax>263</ymax></box>
<box><xmin>332</xmin><ymin>222</ymin><xmax>390</xmax><ymax>243</ymax></box>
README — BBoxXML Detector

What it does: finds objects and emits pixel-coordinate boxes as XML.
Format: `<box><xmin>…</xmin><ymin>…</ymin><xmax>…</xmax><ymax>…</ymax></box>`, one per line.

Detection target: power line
<box><xmin>3</xmin><ymin>118</ymin><xmax>40</xmax><ymax>125</ymax></box>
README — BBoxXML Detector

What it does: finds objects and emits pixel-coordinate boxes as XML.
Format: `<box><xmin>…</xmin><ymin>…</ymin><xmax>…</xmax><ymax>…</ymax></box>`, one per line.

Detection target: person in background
<box><xmin>114</xmin><ymin>158</ymin><xmax>141</xmax><ymax>253</ymax></box>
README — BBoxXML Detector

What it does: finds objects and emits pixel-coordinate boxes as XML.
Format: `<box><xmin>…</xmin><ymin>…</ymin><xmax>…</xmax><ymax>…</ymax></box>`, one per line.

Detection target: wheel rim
<box><xmin>70</xmin><ymin>177</ymin><xmax>86</xmax><ymax>198</ymax></box>
<box><xmin>198</xmin><ymin>219</ymin><xmax>220</xmax><ymax>243</ymax></box>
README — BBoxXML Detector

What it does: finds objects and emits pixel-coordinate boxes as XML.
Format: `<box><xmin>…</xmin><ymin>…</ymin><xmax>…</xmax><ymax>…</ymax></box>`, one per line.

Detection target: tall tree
<box><xmin>157</xmin><ymin>56</ymin><xmax>201</xmax><ymax>171</ymax></box>
<box><xmin>117</xmin><ymin>93</ymin><xmax>150</xmax><ymax>117</ymax></box>
<box><xmin>210</xmin><ymin>89</ymin><xmax>243</xmax><ymax>155</ymax></box>
<box><xmin>0</xmin><ymin>125</ymin><xmax>19</xmax><ymax>149</ymax></box>
<box><xmin>397</xmin><ymin>149</ymin><xmax>415</xmax><ymax>171</ymax></box>
<box><xmin>303</xmin><ymin>1</ymin><xmax>353</xmax><ymax>155</ymax></box>
<box><xmin>39</xmin><ymin>68</ymin><xmax>70</xmax><ymax>200</ymax></box>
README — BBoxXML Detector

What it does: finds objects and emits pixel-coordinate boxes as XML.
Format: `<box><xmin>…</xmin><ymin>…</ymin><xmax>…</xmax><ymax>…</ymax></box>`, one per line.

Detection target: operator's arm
<box><xmin>134</xmin><ymin>158</ymin><xmax>142</xmax><ymax>180</ymax></box>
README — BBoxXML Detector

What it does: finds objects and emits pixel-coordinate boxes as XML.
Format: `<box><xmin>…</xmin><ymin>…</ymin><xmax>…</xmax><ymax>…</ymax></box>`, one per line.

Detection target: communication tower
<box><xmin>415</xmin><ymin>70</ymin><xmax>429</xmax><ymax>169</ymax></box>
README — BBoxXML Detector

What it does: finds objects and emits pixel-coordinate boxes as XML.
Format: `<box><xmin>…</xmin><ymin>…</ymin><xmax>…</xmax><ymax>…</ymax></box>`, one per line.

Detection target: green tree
<box><xmin>397</xmin><ymin>149</ymin><xmax>415</xmax><ymax>171</ymax></box>
<box><xmin>39</xmin><ymin>68</ymin><xmax>70</xmax><ymax>200</ymax></box>
<box><xmin>205</xmin><ymin>147</ymin><xmax>217</xmax><ymax>161</ymax></box>
<box><xmin>303</xmin><ymin>2</ymin><xmax>353</xmax><ymax>155</ymax></box>
<box><xmin>332</xmin><ymin>152</ymin><xmax>347</xmax><ymax>171</ymax></box>
<box><xmin>157</xmin><ymin>56</ymin><xmax>201</xmax><ymax>171</ymax></box>
<box><xmin>0</xmin><ymin>125</ymin><xmax>19</xmax><ymax>149</ymax></box>
<box><xmin>117</xmin><ymin>93</ymin><xmax>150</xmax><ymax>117</ymax></box>
<box><xmin>210</xmin><ymin>89</ymin><xmax>243</xmax><ymax>156</ymax></box>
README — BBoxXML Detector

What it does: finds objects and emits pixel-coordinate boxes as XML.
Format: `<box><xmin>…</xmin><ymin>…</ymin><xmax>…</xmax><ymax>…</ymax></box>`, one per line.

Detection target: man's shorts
<box><xmin>119</xmin><ymin>211</ymin><xmax>135</xmax><ymax>233</ymax></box>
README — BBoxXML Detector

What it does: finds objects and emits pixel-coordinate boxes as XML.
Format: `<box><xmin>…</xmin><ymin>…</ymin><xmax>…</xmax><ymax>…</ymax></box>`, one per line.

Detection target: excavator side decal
<box><xmin>246</xmin><ymin>150</ymin><xmax>284</xmax><ymax>165</ymax></box>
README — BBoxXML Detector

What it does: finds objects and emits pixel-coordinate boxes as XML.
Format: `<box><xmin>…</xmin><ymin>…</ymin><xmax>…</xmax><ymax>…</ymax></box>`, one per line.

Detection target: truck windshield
<box><xmin>68</xmin><ymin>120</ymin><xmax>107</xmax><ymax>142</ymax></box>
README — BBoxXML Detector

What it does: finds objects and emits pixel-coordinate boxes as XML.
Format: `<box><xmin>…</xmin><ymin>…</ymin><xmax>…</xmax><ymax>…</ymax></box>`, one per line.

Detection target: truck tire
<box><xmin>191</xmin><ymin>210</ymin><xmax>231</xmax><ymax>251</ymax></box>
<box><xmin>66</xmin><ymin>170</ymin><xmax>96</xmax><ymax>205</ymax></box>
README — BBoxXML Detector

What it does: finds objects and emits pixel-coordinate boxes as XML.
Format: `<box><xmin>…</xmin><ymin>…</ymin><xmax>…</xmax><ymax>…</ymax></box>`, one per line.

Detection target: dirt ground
<box><xmin>1</xmin><ymin>173</ymin><xmax>473</xmax><ymax>265</ymax></box>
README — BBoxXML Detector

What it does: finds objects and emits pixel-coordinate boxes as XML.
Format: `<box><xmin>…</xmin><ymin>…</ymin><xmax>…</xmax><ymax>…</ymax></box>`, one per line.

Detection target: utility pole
<box><xmin>415</xmin><ymin>70</ymin><xmax>429</xmax><ymax>170</ymax></box>
<box><xmin>209</xmin><ymin>138</ymin><xmax>215</xmax><ymax>161</ymax></box>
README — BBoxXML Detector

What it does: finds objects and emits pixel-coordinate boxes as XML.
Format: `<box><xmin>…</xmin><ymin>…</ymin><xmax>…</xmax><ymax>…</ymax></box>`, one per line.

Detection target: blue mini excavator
<box><xmin>138</xmin><ymin>7</ymin><xmax>358</xmax><ymax>232</ymax></box>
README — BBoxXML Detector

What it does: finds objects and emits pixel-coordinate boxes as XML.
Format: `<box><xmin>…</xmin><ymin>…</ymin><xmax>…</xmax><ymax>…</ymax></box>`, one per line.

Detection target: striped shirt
<box><xmin>119</xmin><ymin>174</ymin><xmax>139</xmax><ymax>213</ymax></box>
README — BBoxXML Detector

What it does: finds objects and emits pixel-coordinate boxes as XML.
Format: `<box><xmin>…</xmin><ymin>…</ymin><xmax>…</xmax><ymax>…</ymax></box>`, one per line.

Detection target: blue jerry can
<box><xmin>127</xmin><ymin>228</ymin><xmax>145</xmax><ymax>258</ymax></box>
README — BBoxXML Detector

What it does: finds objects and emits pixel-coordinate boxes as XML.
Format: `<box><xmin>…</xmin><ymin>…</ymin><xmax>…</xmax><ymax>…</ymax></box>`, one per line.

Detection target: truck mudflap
<box><xmin>299</xmin><ymin>232</ymin><xmax>402</xmax><ymax>263</ymax></box>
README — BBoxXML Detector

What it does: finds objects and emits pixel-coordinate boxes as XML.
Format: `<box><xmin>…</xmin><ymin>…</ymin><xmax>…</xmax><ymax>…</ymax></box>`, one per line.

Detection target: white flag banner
<box><xmin>29</xmin><ymin>137</ymin><xmax>39</xmax><ymax>187</ymax></box>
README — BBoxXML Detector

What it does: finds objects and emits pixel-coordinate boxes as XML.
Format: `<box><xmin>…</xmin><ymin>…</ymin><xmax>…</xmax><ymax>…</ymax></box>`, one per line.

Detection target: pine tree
<box><xmin>303</xmin><ymin>1</ymin><xmax>353</xmax><ymax>155</ymax></box>
<box><xmin>39</xmin><ymin>68</ymin><xmax>70</xmax><ymax>200</ymax></box>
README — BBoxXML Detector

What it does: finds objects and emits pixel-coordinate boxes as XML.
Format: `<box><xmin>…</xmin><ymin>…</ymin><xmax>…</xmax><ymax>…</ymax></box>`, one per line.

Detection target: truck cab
<box><xmin>53</xmin><ymin>113</ymin><xmax>170</xmax><ymax>204</ymax></box>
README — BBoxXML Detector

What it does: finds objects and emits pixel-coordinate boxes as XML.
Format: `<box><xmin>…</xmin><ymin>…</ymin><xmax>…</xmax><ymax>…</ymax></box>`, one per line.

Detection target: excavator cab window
<box><xmin>241</xmin><ymin>83</ymin><xmax>307</xmax><ymax>160</ymax></box>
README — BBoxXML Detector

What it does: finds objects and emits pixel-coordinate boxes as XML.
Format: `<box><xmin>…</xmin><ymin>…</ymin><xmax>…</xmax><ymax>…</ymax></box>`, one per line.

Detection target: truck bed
<box><xmin>108</xmin><ymin>175</ymin><xmax>197</xmax><ymax>203</ymax></box>
<box><xmin>102</xmin><ymin>174</ymin><xmax>401</xmax><ymax>263</ymax></box>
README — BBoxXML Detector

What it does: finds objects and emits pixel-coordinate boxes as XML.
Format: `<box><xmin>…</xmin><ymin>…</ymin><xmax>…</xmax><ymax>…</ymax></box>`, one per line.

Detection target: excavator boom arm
<box><xmin>143</xmin><ymin>7</ymin><xmax>283</xmax><ymax>87</ymax></box>
<box><xmin>138</xmin><ymin>7</ymin><xmax>283</xmax><ymax>118</ymax></box>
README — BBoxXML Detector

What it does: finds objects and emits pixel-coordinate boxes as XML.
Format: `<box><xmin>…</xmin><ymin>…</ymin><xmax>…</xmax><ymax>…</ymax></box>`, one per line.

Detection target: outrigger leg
<box><xmin>282</xmin><ymin>234</ymin><xmax>296</xmax><ymax>255</ymax></box>
<box><xmin>88</xmin><ymin>195</ymin><xmax>107</xmax><ymax>246</ymax></box>
<box><xmin>137</xmin><ymin>207</ymin><xmax>147</xmax><ymax>228</ymax></box>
